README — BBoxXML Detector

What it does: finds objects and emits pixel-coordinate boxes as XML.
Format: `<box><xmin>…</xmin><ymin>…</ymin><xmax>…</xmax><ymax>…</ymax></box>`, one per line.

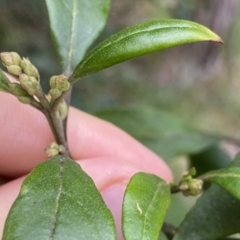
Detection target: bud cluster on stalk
<box><xmin>47</xmin><ymin>75</ymin><xmax>70</xmax><ymax>120</ymax></box>
<box><xmin>0</xmin><ymin>52</ymin><xmax>40</xmax><ymax>103</ymax></box>
<box><xmin>48</xmin><ymin>74</ymin><xmax>70</xmax><ymax>103</ymax></box>
<box><xmin>178</xmin><ymin>167</ymin><xmax>203</xmax><ymax>196</ymax></box>
<box><xmin>1</xmin><ymin>52</ymin><xmax>70</xmax><ymax>118</ymax></box>
<box><xmin>45</xmin><ymin>142</ymin><xmax>66</xmax><ymax>158</ymax></box>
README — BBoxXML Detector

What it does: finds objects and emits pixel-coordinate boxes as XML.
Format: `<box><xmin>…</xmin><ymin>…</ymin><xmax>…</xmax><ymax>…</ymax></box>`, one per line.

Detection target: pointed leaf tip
<box><xmin>72</xmin><ymin>19</ymin><xmax>222</xmax><ymax>81</ymax></box>
<box><xmin>3</xmin><ymin>156</ymin><xmax>116</xmax><ymax>240</ymax></box>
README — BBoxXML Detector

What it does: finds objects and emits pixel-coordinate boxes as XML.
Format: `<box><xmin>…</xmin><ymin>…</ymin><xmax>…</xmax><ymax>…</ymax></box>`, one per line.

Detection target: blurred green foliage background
<box><xmin>1</xmin><ymin>0</ymin><xmax>240</xmax><ymax>234</ymax></box>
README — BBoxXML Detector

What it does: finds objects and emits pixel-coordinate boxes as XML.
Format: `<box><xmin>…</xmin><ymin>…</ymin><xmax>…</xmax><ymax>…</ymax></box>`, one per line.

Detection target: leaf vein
<box><xmin>49</xmin><ymin>157</ymin><xmax>64</xmax><ymax>240</ymax></box>
<box><xmin>141</xmin><ymin>182</ymin><xmax>163</xmax><ymax>239</ymax></box>
<box><xmin>79</xmin><ymin>24</ymin><xmax>200</xmax><ymax>69</ymax></box>
<box><xmin>206</xmin><ymin>172</ymin><xmax>240</xmax><ymax>179</ymax></box>
<box><xmin>66</xmin><ymin>0</ymin><xmax>77</xmax><ymax>75</ymax></box>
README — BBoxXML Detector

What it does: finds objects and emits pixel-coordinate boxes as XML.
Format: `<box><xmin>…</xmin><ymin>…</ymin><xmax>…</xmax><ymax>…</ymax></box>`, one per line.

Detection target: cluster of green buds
<box><xmin>1</xmin><ymin>52</ymin><xmax>39</xmax><ymax>79</ymax></box>
<box><xmin>0</xmin><ymin>52</ymin><xmax>40</xmax><ymax>101</ymax></box>
<box><xmin>0</xmin><ymin>52</ymin><xmax>22</xmax><ymax>76</ymax></box>
<box><xmin>47</xmin><ymin>75</ymin><xmax>70</xmax><ymax>120</ymax></box>
<box><xmin>45</xmin><ymin>142</ymin><xmax>66</xmax><ymax>158</ymax></box>
<box><xmin>178</xmin><ymin>167</ymin><xmax>203</xmax><ymax>196</ymax></box>
<box><xmin>48</xmin><ymin>74</ymin><xmax>70</xmax><ymax>103</ymax></box>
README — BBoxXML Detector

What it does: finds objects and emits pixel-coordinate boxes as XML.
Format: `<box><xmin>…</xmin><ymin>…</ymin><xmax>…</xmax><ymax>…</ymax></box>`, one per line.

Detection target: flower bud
<box><xmin>45</xmin><ymin>93</ymin><xmax>51</xmax><ymax>103</ymax></box>
<box><xmin>58</xmin><ymin>100</ymin><xmax>68</xmax><ymax>120</ymax></box>
<box><xmin>180</xmin><ymin>179</ymin><xmax>203</xmax><ymax>196</ymax></box>
<box><xmin>17</xmin><ymin>96</ymin><xmax>32</xmax><ymax>104</ymax></box>
<box><xmin>9</xmin><ymin>83</ymin><xmax>29</xmax><ymax>96</ymax></box>
<box><xmin>179</xmin><ymin>182</ymin><xmax>188</xmax><ymax>191</ymax></box>
<box><xmin>49</xmin><ymin>74</ymin><xmax>70</xmax><ymax>92</ymax></box>
<box><xmin>58</xmin><ymin>145</ymin><xmax>66</xmax><ymax>154</ymax></box>
<box><xmin>19</xmin><ymin>74</ymin><xmax>39</xmax><ymax>96</ymax></box>
<box><xmin>20</xmin><ymin>57</ymin><xmax>39</xmax><ymax>78</ymax></box>
<box><xmin>188</xmin><ymin>167</ymin><xmax>196</xmax><ymax>177</ymax></box>
<box><xmin>188</xmin><ymin>179</ymin><xmax>203</xmax><ymax>196</ymax></box>
<box><xmin>0</xmin><ymin>52</ymin><xmax>14</xmax><ymax>66</ymax></box>
<box><xmin>49</xmin><ymin>88</ymin><xmax>62</xmax><ymax>102</ymax></box>
<box><xmin>45</xmin><ymin>142</ymin><xmax>62</xmax><ymax>158</ymax></box>
<box><xmin>10</xmin><ymin>52</ymin><xmax>21</xmax><ymax>65</ymax></box>
<box><xmin>6</xmin><ymin>65</ymin><xmax>22</xmax><ymax>76</ymax></box>
<box><xmin>49</xmin><ymin>75</ymin><xmax>58</xmax><ymax>88</ymax></box>
<box><xmin>0</xmin><ymin>52</ymin><xmax>21</xmax><ymax>67</ymax></box>
<box><xmin>45</xmin><ymin>148</ymin><xmax>59</xmax><ymax>158</ymax></box>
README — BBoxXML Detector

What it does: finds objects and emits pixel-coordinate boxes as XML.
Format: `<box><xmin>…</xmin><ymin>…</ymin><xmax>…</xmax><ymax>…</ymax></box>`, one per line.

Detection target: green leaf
<box><xmin>72</xmin><ymin>19</ymin><xmax>222</xmax><ymax>80</ymax></box>
<box><xmin>190</xmin><ymin>145</ymin><xmax>231</xmax><ymax>177</ymax></box>
<box><xmin>45</xmin><ymin>0</ymin><xmax>111</xmax><ymax>75</ymax></box>
<box><xmin>173</xmin><ymin>185</ymin><xmax>240</xmax><ymax>240</ymax></box>
<box><xmin>3</xmin><ymin>156</ymin><xmax>116</xmax><ymax>240</ymax></box>
<box><xmin>201</xmin><ymin>168</ymin><xmax>240</xmax><ymax>200</ymax></box>
<box><xmin>173</xmin><ymin>154</ymin><xmax>240</xmax><ymax>240</ymax></box>
<box><xmin>227</xmin><ymin>153</ymin><xmax>240</xmax><ymax>168</ymax></box>
<box><xmin>95</xmin><ymin>106</ymin><xmax>217</xmax><ymax>160</ymax></box>
<box><xmin>0</xmin><ymin>68</ymin><xmax>10</xmax><ymax>92</ymax></box>
<box><xmin>122</xmin><ymin>172</ymin><xmax>171</xmax><ymax>240</ymax></box>
<box><xmin>200</xmin><ymin>153</ymin><xmax>240</xmax><ymax>200</ymax></box>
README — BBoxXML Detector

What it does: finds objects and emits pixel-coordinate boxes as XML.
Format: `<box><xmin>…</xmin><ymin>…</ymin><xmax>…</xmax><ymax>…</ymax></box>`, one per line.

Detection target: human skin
<box><xmin>0</xmin><ymin>90</ymin><xmax>172</xmax><ymax>239</ymax></box>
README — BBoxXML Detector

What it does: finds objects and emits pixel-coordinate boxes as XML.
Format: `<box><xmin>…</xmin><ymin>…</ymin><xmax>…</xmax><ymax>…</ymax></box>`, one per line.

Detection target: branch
<box><xmin>161</xmin><ymin>222</ymin><xmax>177</xmax><ymax>240</ymax></box>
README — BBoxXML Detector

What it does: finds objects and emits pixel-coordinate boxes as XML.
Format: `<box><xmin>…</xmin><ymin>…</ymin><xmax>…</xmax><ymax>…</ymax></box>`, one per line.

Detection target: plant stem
<box><xmin>62</xmin><ymin>87</ymin><xmax>72</xmax><ymax>149</ymax></box>
<box><xmin>50</xmin><ymin>88</ymin><xmax>72</xmax><ymax>157</ymax></box>
<box><xmin>50</xmin><ymin>111</ymin><xmax>68</xmax><ymax>153</ymax></box>
<box><xmin>170</xmin><ymin>184</ymin><xmax>182</xmax><ymax>194</ymax></box>
<box><xmin>29</xmin><ymin>98</ymin><xmax>43</xmax><ymax>111</ymax></box>
<box><xmin>161</xmin><ymin>222</ymin><xmax>177</xmax><ymax>240</ymax></box>
<box><xmin>36</xmin><ymin>84</ymin><xmax>69</xmax><ymax>156</ymax></box>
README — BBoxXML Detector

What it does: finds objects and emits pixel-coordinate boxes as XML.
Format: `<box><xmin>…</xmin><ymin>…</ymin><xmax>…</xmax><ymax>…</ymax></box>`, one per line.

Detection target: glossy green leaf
<box><xmin>201</xmin><ymin>168</ymin><xmax>240</xmax><ymax>200</ymax></box>
<box><xmin>72</xmin><ymin>19</ymin><xmax>222</xmax><ymax>80</ymax></box>
<box><xmin>3</xmin><ymin>156</ymin><xmax>116</xmax><ymax>240</ymax></box>
<box><xmin>122</xmin><ymin>172</ymin><xmax>171</xmax><ymax>240</ymax></box>
<box><xmin>95</xmin><ymin>106</ymin><xmax>217</xmax><ymax>160</ymax></box>
<box><xmin>200</xmin><ymin>153</ymin><xmax>240</xmax><ymax>200</ymax></box>
<box><xmin>0</xmin><ymin>68</ymin><xmax>10</xmax><ymax>92</ymax></box>
<box><xmin>45</xmin><ymin>0</ymin><xmax>111</xmax><ymax>75</ymax></box>
<box><xmin>173</xmin><ymin>185</ymin><xmax>240</xmax><ymax>240</ymax></box>
<box><xmin>190</xmin><ymin>145</ymin><xmax>231</xmax><ymax>177</ymax></box>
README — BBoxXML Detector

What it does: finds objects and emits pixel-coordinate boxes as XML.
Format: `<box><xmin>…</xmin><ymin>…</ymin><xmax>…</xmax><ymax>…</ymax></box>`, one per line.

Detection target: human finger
<box><xmin>0</xmin><ymin>91</ymin><xmax>171</xmax><ymax>181</ymax></box>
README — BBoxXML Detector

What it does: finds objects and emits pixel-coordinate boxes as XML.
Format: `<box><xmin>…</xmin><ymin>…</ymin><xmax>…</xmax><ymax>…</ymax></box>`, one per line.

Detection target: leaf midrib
<box><xmin>65</xmin><ymin>0</ymin><xmax>77</xmax><ymax>75</ymax></box>
<box><xmin>203</xmin><ymin>170</ymin><xmax>240</xmax><ymax>180</ymax></box>
<box><xmin>49</xmin><ymin>158</ymin><xmax>64</xmax><ymax>240</ymax></box>
<box><xmin>79</xmin><ymin>23</ymin><xmax>204</xmax><ymax>70</ymax></box>
<box><xmin>141</xmin><ymin>182</ymin><xmax>163</xmax><ymax>239</ymax></box>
